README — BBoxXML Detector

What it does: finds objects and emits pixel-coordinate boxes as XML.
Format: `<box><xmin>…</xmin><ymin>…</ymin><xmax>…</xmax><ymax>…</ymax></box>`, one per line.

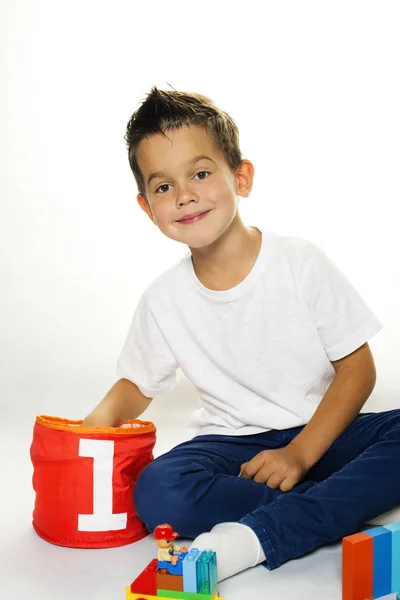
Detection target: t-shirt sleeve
<box><xmin>300</xmin><ymin>243</ymin><xmax>383</xmax><ymax>361</ymax></box>
<box><xmin>116</xmin><ymin>293</ymin><xmax>178</xmax><ymax>398</ymax></box>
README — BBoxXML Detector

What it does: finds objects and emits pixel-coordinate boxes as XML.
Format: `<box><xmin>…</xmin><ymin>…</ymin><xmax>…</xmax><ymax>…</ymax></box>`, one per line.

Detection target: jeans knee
<box><xmin>134</xmin><ymin>460</ymin><xmax>162</xmax><ymax>530</ymax></box>
<box><xmin>382</xmin><ymin>409</ymin><xmax>400</xmax><ymax>440</ymax></box>
<box><xmin>134</xmin><ymin>456</ymin><xmax>196</xmax><ymax>534</ymax></box>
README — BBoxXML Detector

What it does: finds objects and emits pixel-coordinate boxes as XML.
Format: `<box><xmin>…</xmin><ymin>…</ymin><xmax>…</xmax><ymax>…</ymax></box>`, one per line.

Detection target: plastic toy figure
<box><xmin>154</xmin><ymin>523</ymin><xmax>188</xmax><ymax>574</ymax></box>
<box><xmin>125</xmin><ymin>523</ymin><xmax>224</xmax><ymax>599</ymax></box>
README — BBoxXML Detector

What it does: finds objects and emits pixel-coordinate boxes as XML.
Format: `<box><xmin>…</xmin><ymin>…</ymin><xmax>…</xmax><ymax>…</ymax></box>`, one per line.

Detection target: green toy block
<box><xmin>157</xmin><ymin>589</ymin><xmax>215</xmax><ymax>600</ymax></box>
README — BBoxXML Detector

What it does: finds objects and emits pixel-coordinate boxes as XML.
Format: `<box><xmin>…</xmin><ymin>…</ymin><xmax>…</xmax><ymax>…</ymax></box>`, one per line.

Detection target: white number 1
<box><xmin>78</xmin><ymin>439</ymin><xmax>127</xmax><ymax>532</ymax></box>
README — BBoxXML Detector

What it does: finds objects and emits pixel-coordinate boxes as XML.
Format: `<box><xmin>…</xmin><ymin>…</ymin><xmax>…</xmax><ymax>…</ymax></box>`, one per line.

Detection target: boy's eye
<box><xmin>155</xmin><ymin>171</ymin><xmax>210</xmax><ymax>194</ymax></box>
<box><xmin>195</xmin><ymin>170</ymin><xmax>209</xmax><ymax>180</ymax></box>
<box><xmin>156</xmin><ymin>184</ymin><xmax>171</xmax><ymax>194</ymax></box>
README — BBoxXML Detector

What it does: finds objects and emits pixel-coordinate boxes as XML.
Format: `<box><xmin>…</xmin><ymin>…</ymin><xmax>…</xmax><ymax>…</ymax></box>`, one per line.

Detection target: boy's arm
<box><xmin>82</xmin><ymin>378</ymin><xmax>153</xmax><ymax>428</ymax></box>
<box><xmin>240</xmin><ymin>343</ymin><xmax>377</xmax><ymax>491</ymax></box>
<box><xmin>289</xmin><ymin>342</ymin><xmax>377</xmax><ymax>469</ymax></box>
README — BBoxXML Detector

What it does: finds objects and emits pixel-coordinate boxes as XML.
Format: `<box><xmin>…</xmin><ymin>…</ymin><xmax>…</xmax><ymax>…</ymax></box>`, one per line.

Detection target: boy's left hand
<box><xmin>238</xmin><ymin>444</ymin><xmax>309</xmax><ymax>492</ymax></box>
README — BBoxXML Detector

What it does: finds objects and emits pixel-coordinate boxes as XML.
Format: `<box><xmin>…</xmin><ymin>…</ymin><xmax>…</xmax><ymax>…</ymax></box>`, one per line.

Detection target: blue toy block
<box><xmin>182</xmin><ymin>548</ymin><xmax>201</xmax><ymax>592</ymax></box>
<box><xmin>196</xmin><ymin>550</ymin><xmax>217</xmax><ymax>595</ymax></box>
<box><xmin>159</xmin><ymin>552</ymin><xmax>188</xmax><ymax>576</ymax></box>
<box><xmin>366</xmin><ymin>526</ymin><xmax>392</xmax><ymax>598</ymax></box>
<box><xmin>383</xmin><ymin>521</ymin><xmax>400</xmax><ymax>593</ymax></box>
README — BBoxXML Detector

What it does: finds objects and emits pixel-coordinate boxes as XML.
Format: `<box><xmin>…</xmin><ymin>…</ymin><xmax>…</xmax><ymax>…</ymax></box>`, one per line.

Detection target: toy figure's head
<box><xmin>154</xmin><ymin>523</ymin><xmax>179</xmax><ymax>548</ymax></box>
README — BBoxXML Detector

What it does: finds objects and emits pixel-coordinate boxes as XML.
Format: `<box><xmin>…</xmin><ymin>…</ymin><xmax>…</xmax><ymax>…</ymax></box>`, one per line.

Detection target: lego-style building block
<box><xmin>126</xmin><ymin>592</ymin><xmax>223</xmax><ymax>600</ymax></box>
<box><xmin>342</xmin><ymin>532</ymin><xmax>373</xmax><ymax>600</ymax></box>
<box><xmin>182</xmin><ymin>548</ymin><xmax>201</xmax><ymax>592</ymax></box>
<box><xmin>367</xmin><ymin>527</ymin><xmax>392</xmax><ymax>598</ymax></box>
<box><xmin>126</xmin><ymin>593</ymin><xmax>182</xmax><ymax>600</ymax></box>
<box><xmin>160</xmin><ymin>551</ymin><xmax>188</xmax><ymax>576</ymax></box>
<box><xmin>129</xmin><ymin>558</ymin><xmax>157</xmax><ymax>596</ymax></box>
<box><xmin>157</xmin><ymin>592</ymin><xmax>221</xmax><ymax>600</ymax></box>
<box><xmin>196</xmin><ymin>551</ymin><xmax>218</xmax><ymax>595</ymax></box>
<box><xmin>343</xmin><ymin>520</ymin><xmax>400</xmax><ymax>599</ymax></box>
<box><xmin>157</xmin><ymin>571</ymin><xmax>184</xmax><ymax>591</ymax></box>
<box><xmin>384</xmin><ymin>521</ymin><xmax>400</xmax><ymax>592</ymax></box>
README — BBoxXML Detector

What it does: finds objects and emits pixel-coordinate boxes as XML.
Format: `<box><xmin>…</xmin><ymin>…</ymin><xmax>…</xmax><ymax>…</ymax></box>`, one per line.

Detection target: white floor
<box><xmin>1</xmin><ymin>384</ymin><xmax>399</xmax><ymax>600</ymax></box>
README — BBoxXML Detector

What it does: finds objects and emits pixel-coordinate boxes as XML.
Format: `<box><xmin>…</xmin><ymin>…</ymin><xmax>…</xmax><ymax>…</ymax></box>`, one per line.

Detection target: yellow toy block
<box><xmin>126</xmin><ymin>591</ymin><xmax>169</xmax><ymax>600</ymax></box>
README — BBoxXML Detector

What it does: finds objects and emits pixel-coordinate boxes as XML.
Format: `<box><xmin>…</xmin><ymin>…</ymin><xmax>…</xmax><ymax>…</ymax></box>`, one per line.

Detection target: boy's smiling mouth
<box><xmin>177</xmin><ymin>210</ymin><xmax>211</xmax><ymax>224</ymax></box>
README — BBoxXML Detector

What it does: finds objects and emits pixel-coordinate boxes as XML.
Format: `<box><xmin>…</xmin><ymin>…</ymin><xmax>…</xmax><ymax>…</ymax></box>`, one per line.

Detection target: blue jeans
<box><xmin>134</xmin><ymin>409</ymin><xmax>400</xmax><ymax>569</ymax></box>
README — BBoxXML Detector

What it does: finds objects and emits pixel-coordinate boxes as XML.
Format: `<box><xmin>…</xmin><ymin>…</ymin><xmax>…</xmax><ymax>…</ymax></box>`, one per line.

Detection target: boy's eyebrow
<box><xmin>147</xmin><ymin>155</ymin><xmax>215</xmax><ymax>186</ymax></box>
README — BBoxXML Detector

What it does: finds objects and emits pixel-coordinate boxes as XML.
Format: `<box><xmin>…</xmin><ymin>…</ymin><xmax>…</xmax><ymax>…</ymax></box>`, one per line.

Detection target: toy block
<box><xmin>129</xmin><ymin>558</ymin><xmax>158</xmax><ymax>596</ymax></box>
<box><xmin>156</xmin><ymin>571</ymin><xmax>184</xmax><ymax>592</ymax></box>
<box><xmin>126</xmin><ymin>593</ymin><xmax>180</xmax><ymax>600</ymax></box>
<box><xmin>127</xmin><ymin>591</ymin><xmax>156</xmax><ymax>600</ymax></box>
<box><xmin>383</xmin><ymin>521</ymin><xmax>400</xmax><ymax>592</ymax></box>
<box><xmin>157</xmin><ymin>591</ymin><xmax>223</xmax><ymax>600</ymax></box>
<box><xmin>342</xmin><ymin>532</ymin><xmax>373</xmax><ymax>600</ymax></box>
<box><xmin>182</xmin><ymin>548</ymin><xmax>201</xmax><ymax>592</ymax></box>
<box><xmin>366</xmin><ymin>526</ymin><xmax>392</xmax><ymax>598</ymax></box>
<box><xmin>161</xmin><ymin>552</ymin><xmax>188</xmax><ymax>576</ymax></box>
<box><xmin>196</xmin><ymin>551</ymin><xmax>218</xmax><ymax>595</ymax></box>
<box><xmin>207</xmin><ymin>552</ymin><xmax>217</xmax><ymax>595</ymax></box>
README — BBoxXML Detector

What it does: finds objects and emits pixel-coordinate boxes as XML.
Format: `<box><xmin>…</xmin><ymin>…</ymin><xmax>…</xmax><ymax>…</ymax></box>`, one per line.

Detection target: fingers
<box><xmin>239</xmin><ymin>456</ymin><xmax>265</xmax><ymax>480</ymax></box>
<box><xmin>265</xmin><ymin>473</ymin><xmax>283</xmax><ymax>489</ymax></box>
<box><xmin>240</xmin><ymin>462</ymin><xmax>299</xmax><ymax>491</ymax></box>
<box><xmin>238</xmin><ymin>462</ymin><xmax>248</xmax><ymax>477</ymax></box>
<box><xmin>278</xmin><ymin>477</ymin><xmax>296</xmax><ymax>492</ymax></box>
<box><xmin>239</xmin><ymin>449</ymin><xmax>304</xmax><ymax>491</ymax></box>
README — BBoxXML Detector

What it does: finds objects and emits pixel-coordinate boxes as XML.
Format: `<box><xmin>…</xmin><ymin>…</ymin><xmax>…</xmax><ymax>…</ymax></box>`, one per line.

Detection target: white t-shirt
<box><xmin>116</xmin><ymin>226</ymin><xmax>382</xmax><ymax>438</ymax></box>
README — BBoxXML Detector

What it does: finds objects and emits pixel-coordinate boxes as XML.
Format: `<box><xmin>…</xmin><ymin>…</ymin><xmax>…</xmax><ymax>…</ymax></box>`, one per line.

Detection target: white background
<box><xmin>1</xmin><ymin>1</ymin><xmax>399</xmax><ymax>599</ymax></box>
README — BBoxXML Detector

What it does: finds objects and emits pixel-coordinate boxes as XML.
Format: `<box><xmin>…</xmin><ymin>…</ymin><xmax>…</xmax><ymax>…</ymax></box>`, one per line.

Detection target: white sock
<box><xmin>190</xmin><ymin>522</ymin><xmax>266</xmax><ymax>581</ymax></box>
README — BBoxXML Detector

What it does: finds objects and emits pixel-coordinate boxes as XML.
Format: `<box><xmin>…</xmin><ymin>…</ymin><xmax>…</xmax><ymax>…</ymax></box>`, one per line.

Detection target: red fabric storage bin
<box><xmin>30</xmin><ymin>415</ymin><xmax>156</xmax><ymax>548</ymax></box>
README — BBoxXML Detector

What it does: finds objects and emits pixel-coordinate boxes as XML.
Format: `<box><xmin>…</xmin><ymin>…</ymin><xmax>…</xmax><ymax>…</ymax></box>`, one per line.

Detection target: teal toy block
<box><xmin>367</xmin><ymin>526</ymin><xmax>392</xmax><ymax>598</ymax></box>
<box><xmin>383</xmin><ymin>521</ymin><xmax>400</xmax><ymax>593</ymax></box>
<box><xmin>182</xmin><ymin>548</ymin><xmax>201</xmax><ymax>592</ymax></box>
<box><xmin>196</xmin><ymin>550</ymin><xmax>218</xmax><ymax>595</ymax></box>
<box><xmin>208</xmin><ymin>551</ymin><xmax>217</xmax><ymax>595</ymax></box>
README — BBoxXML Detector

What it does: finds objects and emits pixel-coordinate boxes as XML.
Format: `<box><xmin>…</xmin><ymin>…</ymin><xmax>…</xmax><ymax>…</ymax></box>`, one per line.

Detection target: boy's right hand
<box><xmin>82</xmin><ymin>409</ymin><xmax>121</xmax><ymax>428</ymax></box>
<box><xmin>81</xmin><ymin>379</ymin><xmax>152</xmax><ymax>429</ymax></box>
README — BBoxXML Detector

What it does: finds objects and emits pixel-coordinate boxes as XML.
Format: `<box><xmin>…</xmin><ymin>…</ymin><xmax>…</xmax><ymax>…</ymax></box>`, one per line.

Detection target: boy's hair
<box><xmin>124</xmin><ymin>85</ymin><xmax>243</xmax><ymax>202</ymax></box>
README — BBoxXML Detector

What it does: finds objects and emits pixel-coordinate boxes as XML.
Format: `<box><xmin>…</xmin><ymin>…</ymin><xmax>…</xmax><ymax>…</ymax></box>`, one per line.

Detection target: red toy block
<box><xmin>130</xmin><ymin>558</ymin><xmax>158</xmax><ymax>596</ymax></box>
<box><xmin>342</xmin><ymin>532</ymin><xmax>373</xmax><ymax>600</ymax></box>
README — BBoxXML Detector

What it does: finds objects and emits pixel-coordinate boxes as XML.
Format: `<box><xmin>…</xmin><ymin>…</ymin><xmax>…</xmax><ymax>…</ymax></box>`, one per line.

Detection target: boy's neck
<box><xmin>190</xmin><ymin>222</ymin><xmax>262</xmax><ymax>290</ymax></box>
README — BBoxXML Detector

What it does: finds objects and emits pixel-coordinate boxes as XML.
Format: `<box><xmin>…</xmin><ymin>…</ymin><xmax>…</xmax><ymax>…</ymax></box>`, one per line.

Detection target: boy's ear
<box><xmin>235</xmin><ymin>159</ymin><xmax>254</xmax><ymax>197</ymax></box>
<box><xmin>137</xmin><ymin>194</ymin><xmax>156</xmax><ymax>224</ymax></box>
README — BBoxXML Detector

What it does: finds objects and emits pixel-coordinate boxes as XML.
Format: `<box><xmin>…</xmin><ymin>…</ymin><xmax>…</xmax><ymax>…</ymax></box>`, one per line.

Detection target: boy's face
<box><xmin>135</xmin><ymin>124</ymin><xmax>253</xmax><ymax>249</ymax></box>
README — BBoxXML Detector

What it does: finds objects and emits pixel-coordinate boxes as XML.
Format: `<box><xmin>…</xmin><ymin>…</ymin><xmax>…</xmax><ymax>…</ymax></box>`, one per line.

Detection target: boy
<box><xmin>83</xmin><ymin>86</ymin><xmax>400</xmax><ymax>581</ymax></box>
